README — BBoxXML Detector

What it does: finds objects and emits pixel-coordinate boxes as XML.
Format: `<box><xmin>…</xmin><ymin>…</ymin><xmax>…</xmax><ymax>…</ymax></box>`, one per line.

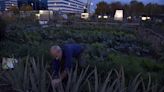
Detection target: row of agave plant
<box><xmin>0</xmin><ymin>57</ymin><xmax>164</xmax><ymax>92</ymax></box>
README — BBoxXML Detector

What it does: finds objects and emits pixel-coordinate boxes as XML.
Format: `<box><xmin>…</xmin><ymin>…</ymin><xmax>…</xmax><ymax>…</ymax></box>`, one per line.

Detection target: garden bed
<box><xmin>0</xmin><ymin>20</ymin><xmax>164</xmax><ymax>91</ymax></box>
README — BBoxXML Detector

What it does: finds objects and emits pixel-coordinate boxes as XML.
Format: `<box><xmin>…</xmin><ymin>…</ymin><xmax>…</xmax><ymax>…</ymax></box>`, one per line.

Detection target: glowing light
<box><xmin>37</xmin><ymin>10</ymin><xmax>54</xmax><ymax>21</ymax></box>
<box><xmin>103</xmin><ymin>15</ymin><xmax>108</xmax><ymax>19</ymax></box>
<box><xmin>98</xmin><ymin>15</ymin><xmax>102</xmax><ymax>19</ymax></box>
<box><xmin>31</xmin><ymin>3</ymin><xmax>33</xmax><ymax>6</ymax></box>
<box><xmin>114</xmin><ymin>10</ymin><xmax>123</xmax><ymax>21</ymax></box>
<box><xmin>81</xmin><ymin>13</ymin><xmax>89</xmax><ymax>19</ymax></box>
<box><xmin>147</xmin><ymin>17</ymin><xmax>151</xmax><ymax>20</ymax></box>
<box><xmin>141</xmin><ymin>16</ymin><xmax>151</xmax><ymax>21</ymax></box>
<box><xmin>39</xmin><ymin>10</ymin><xmax>44</xmax><ymax>14</ymax></box>
<box><xmin>35</xmin><ymin>14</ymin><xmax>40</xmax><ymax>19</ymax></box>
<box><xmin>91</xmin><ymin>2</ymin><xmax>93</xmax><ymax>6</ymax></box>
<box><xmin>141</xmin><ymin>17</ymin><xmax>147</xmax><ymax>21</ymax></box>
<box><xmin>127</xmin><ymin>16</ymin><xmax>132</xmax><ymax>19</ymax></box>
<box><xmin>36</xmin><ymin>14</ymin><xmax>40</xmax><ymax>17</ymax></box>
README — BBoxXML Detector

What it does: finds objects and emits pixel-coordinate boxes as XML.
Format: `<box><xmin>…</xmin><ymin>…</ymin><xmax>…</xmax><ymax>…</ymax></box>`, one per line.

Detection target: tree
<box><xmin>109</xmin><ymin>2</ymin><xmax>123</xmax><ymax>16</ymax></box>
<box><xmin>123</xmin><ymin>4</ymin><xmax>130</xmax><ymax>17</ymax></box>
<box><xmin>95</xmin><ymin>1</ymin><xmax>110</xmax><ymax>15</ymax></box>
<box><xmin>145</xmin><ymin>3</ymin><xmax>163</xmax><ymax>15</ymax></box>
<box><xmin>130</xmin><ymin>0</ymin><xmax>144</xmax><ymax>16</ymax></box>
<box><xmin>20</xmin><ymin>5</ymin><xmax>33</xmax><ymax>11</ymax></box>
<box><xmin>9</xmin><ymin>6</ymin><xmax>20</xmax><ymax>14</ymax></box>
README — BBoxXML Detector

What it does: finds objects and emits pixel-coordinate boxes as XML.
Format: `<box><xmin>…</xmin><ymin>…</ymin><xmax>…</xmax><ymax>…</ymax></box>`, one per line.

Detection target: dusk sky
<box><xmin>85</xmin><ymin>0</ymin><xmax>164</xmax><ymax>11</ymax></box>
<box><xmin>90</xmin><ymin>0</ymin><xmax>164</xmax><ymax>5</ymax></box>
<box><xmin>42</xmin><ymin>0</ymin><xmax>164</xmax><ymax>5</ymax></box>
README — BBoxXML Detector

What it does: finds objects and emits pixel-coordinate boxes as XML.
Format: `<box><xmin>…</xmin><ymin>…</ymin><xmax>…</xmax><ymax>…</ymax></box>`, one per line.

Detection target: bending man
<box><xmin>50</xmin><ymin>44</ymin><xmax>85</xmax><ymax>87</ymax></box>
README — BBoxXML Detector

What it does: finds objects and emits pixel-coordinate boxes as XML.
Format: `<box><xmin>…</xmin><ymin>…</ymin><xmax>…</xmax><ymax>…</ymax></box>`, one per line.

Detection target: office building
<box><xmin>0</xmin><ymin>0</ymin><xmax>5</xmax><ymax>11</ymax></box>
<box><xmin>0</xmin><ymin>0</ymin><xmax>18</xmax><ymax>11</ymax></box>
<box><xmin>5</xmin><ymin>0</ymin><xmax>18</xmax><ymax>10</ymax></box>
<box><xmin>47</xmin><ymin>0</ymin><xmax>86</xmax><ymax>14</ymax></box>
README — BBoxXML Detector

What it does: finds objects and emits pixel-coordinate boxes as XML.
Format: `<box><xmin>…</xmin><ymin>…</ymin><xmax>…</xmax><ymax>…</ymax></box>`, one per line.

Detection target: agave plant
<box><xmin>53</xmin><ymin>66</ymin><xmax>164</xmax><ymax>92</ymax></box>
<box><xmin>1</xmin><ymin>58</ymin><xmax>164</xmax><ymax>92</ymax></box>
<box><xmin>0</xmin><ymin>57</ymin><xmax>50</xmax><ymax>92</ymax></box>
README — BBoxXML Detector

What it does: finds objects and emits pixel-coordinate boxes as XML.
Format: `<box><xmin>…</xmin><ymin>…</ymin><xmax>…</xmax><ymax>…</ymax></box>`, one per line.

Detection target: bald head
<box><xmin>50</xmin><ymin>45</ymin><xmax>62</xmax><ymax>60</ymax></box>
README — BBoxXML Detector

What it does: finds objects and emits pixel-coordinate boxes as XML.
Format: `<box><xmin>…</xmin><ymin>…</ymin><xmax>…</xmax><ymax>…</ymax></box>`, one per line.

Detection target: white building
<box><xmin>5</xmin><ymin>0</ymin><xmax>18</xmax><ymax>11</ymax></box>
<box><xmin>48</xmin><ymin>0</ymin><xmax>86</xmax><ymax>14</ymax></box>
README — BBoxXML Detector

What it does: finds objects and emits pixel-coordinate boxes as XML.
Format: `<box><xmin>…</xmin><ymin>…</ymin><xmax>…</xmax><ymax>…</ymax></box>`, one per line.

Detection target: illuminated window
<box><xmin>114</xmin><ymin>10</ymin><xmax>123</xmax><ymax>21</ymax></box>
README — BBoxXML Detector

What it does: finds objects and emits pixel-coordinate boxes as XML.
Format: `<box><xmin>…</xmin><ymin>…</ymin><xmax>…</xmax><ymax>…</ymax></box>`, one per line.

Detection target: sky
<box><xmin>83</xmin><ymin>0</ymin><xmax>164</xmax><ymax>12</ymax></box>
<box><xmin>83</xmin><ymin>0</ymin><xmax>164</xmax><ymax>5</ymax></box>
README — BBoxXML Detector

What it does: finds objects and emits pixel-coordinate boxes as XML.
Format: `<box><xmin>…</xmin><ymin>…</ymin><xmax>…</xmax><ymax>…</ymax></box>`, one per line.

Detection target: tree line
<box><xmin>95</xmin><ymin>1</ymin><xmax>164</xmax><ymax>16</ymax></box>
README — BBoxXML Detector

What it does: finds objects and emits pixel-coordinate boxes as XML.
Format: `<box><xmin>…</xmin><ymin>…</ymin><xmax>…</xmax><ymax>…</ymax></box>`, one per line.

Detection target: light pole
<box><xmin>32</xmin><ymin>0</ymin><xmax>37</xmax><ymax>10</ymax></box>
<box><xmin>86</xmin><ymin>0</ymin><xmax>94</xmax><ymax>14</ymax></box>
<box><xmin>39</xmin><ymin>0</ymin><xmax>41</xmax><ymax>10</ymax></box>
<box><xmin>31</xmin><ymin>3</ymin><xmax>33</xmax><ymax>10</ymax></box>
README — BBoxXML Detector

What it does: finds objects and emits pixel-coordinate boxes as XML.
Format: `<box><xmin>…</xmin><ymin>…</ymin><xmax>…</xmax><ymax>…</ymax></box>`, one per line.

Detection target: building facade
<box><xmin>5</xmin><ymin>0</ymin><xmax>18</xmax><ymax>10</ymax></box>
<box><xmin>47</xmin><ymin>0</ymin><xmax>86</xmax><ymax>14</ymax></box>
<box><xmin>0</xmin><ymin>0</ymin><xmax>5</xmax><ymax>11</ymax></box>
<box><xmin>0</xmin><ymin>0</ymin><xmax>18</xmax><ymax>11</ymax></box>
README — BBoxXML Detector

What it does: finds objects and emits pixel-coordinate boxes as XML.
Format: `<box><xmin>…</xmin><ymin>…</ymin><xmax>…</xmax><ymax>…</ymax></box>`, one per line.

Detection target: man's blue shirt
<box><xmin>52</xmin><ymin>44</ymin><xmax>84</xmax><ymax>78</ymax></box>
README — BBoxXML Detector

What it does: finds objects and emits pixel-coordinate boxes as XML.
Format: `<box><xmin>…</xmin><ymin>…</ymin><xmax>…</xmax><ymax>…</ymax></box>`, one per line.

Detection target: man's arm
<box><xmin>59</xmin><ymin>70</ymin><xmax>68</xmax><ymax>80</ymax></box>
<box><xmin>52</xmin><ymin>70</ymin><xmax>67</xmax><ymax>88</ymax></box>
<box><xmin>52</xmin><ymin>60</ymin><xmax>60</xmax><ymax>79</ymax></box>
<box><xmin>59</xmin><ymin>47</ymin><xmax>73</xmax><ymax>80</ymax></box>
<box><xmin>51</xmin><ymin>60</ymin><xmax>61</xmax><ymax>87</ymax></box>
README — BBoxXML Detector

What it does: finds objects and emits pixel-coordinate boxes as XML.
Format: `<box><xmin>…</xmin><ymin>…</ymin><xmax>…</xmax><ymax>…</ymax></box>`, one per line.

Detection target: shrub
<box><xmin>1</xmin><ymin>21</ymin><xmax>164</xmax><ymax>88</ymax></box>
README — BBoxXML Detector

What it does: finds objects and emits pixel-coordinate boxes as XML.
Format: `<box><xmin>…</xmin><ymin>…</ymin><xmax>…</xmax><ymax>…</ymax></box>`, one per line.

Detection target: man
<box><xmin>50</xmin><ymin>44</ymin><xmax>85</xmax><ymax>87</ymax></box>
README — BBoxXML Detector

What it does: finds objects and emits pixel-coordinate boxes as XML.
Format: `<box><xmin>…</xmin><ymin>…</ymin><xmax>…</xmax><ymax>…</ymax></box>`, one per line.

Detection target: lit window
<box><xmin>103</xmin><ymin>16</ymin><xmax>108</xmax><ymax>19</ymax></box>
<box><xmin>127</xmin><ymin>16</ymin><xmax>132</xmax><ymax>19</ymax></box>
<box><xmin>141</xmin><ymin>17</ymin><xmax>147</xmax><ymax>21</ymax></box>
<box><xmin>114</xmin><ymin>10</ymin><xmax>123</xmax><ymax>21</ymax></box>
<box><xmin>98</xmin><ymin>15</ymin><xmax>102</xmax><ymax>19</ymax></box>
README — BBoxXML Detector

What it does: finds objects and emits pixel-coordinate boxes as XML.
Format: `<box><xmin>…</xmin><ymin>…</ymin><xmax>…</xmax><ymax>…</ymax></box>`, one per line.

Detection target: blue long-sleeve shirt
<box><xmin>52</xmin><ymin>44</ymin><xmax>84</xmax><ymax>79</ymax></box>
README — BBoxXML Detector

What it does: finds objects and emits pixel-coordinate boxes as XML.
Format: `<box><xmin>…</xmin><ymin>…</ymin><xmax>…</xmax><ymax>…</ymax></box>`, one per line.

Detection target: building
<box><xmin>0</xmin><ymin>0</ymin><xmax>18</xmax><ymax>11</ymax></box>
<box><xmin>0</xmin><ymin>0</ymin><xmax>5</xmax><ymax>11</ymax></box>
<box><xmin>4</xmin><ymin>0</ymin><xmax>18</xmax><ymax>11</ymax></box>
<box><xmin>47</xmin><ymin>0</ymin><xmax>86</xmax><ymax>14</ymax></box>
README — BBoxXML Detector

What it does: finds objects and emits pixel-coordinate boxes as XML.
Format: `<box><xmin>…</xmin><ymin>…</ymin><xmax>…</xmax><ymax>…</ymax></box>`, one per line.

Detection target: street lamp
<box><xmin>11</xmin><ymin>4</ymin><xmax>14</xmax><ymax>6</ymax></box>
<box><xmin>31</xmin><ymin>3</ymin><xmax>33</xmax><ymax>6</ymax></box>
<box><xmin>31</xmin><ymin>3</ymin><xmax>34</xmax><ymax>10</ymax></box>
<box><xmin>90</xmin><ymin>2</ymin><xmax>93</xmax><ymax>6</ymax></box>
<box><xmin>98</xmin><ymin>15</ymin><xmax>102</xmax><ymax>19</ymax></box>
<box><xmin>103</xmin><ymin>15</ymin><xmax>108</xmax><ymax>19</ymax></box>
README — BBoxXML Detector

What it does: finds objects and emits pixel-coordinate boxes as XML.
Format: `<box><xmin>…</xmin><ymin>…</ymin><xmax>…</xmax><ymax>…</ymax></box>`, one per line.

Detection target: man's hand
<box><xmin>51</xmin><ymin>79</ymin><xmax>61</xmax><ymax>88</ymax></box>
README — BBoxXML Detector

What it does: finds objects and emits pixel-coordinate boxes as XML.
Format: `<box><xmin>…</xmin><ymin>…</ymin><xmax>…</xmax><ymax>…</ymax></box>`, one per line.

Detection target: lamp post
<box><xmin>11</xmin><ymin>4</ymin><xmax>14</xmax><ymax>6</ymax></box>
<box><xmin>31</xmin><ymin>3</ymin><xmax>33</xmax><ymax>10</ymax></box>
<box><xmin>39</xmin><ymin>0</ymin><xmax>42</xmax><ymax>10</ymax></box>
<box><xmin>86</xmin><ymin>0</ymin><xmax>94</xmax><ymax>14</ymax></box>
<box><xmin>86</xmin><ymin>0</ymin><xmax>91</xmax><ymax>13</ymax></box>
<box><xmin>32</xmin><ymin>0</ymin><xmax>37</xmax><ymax>10</ymax></box>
